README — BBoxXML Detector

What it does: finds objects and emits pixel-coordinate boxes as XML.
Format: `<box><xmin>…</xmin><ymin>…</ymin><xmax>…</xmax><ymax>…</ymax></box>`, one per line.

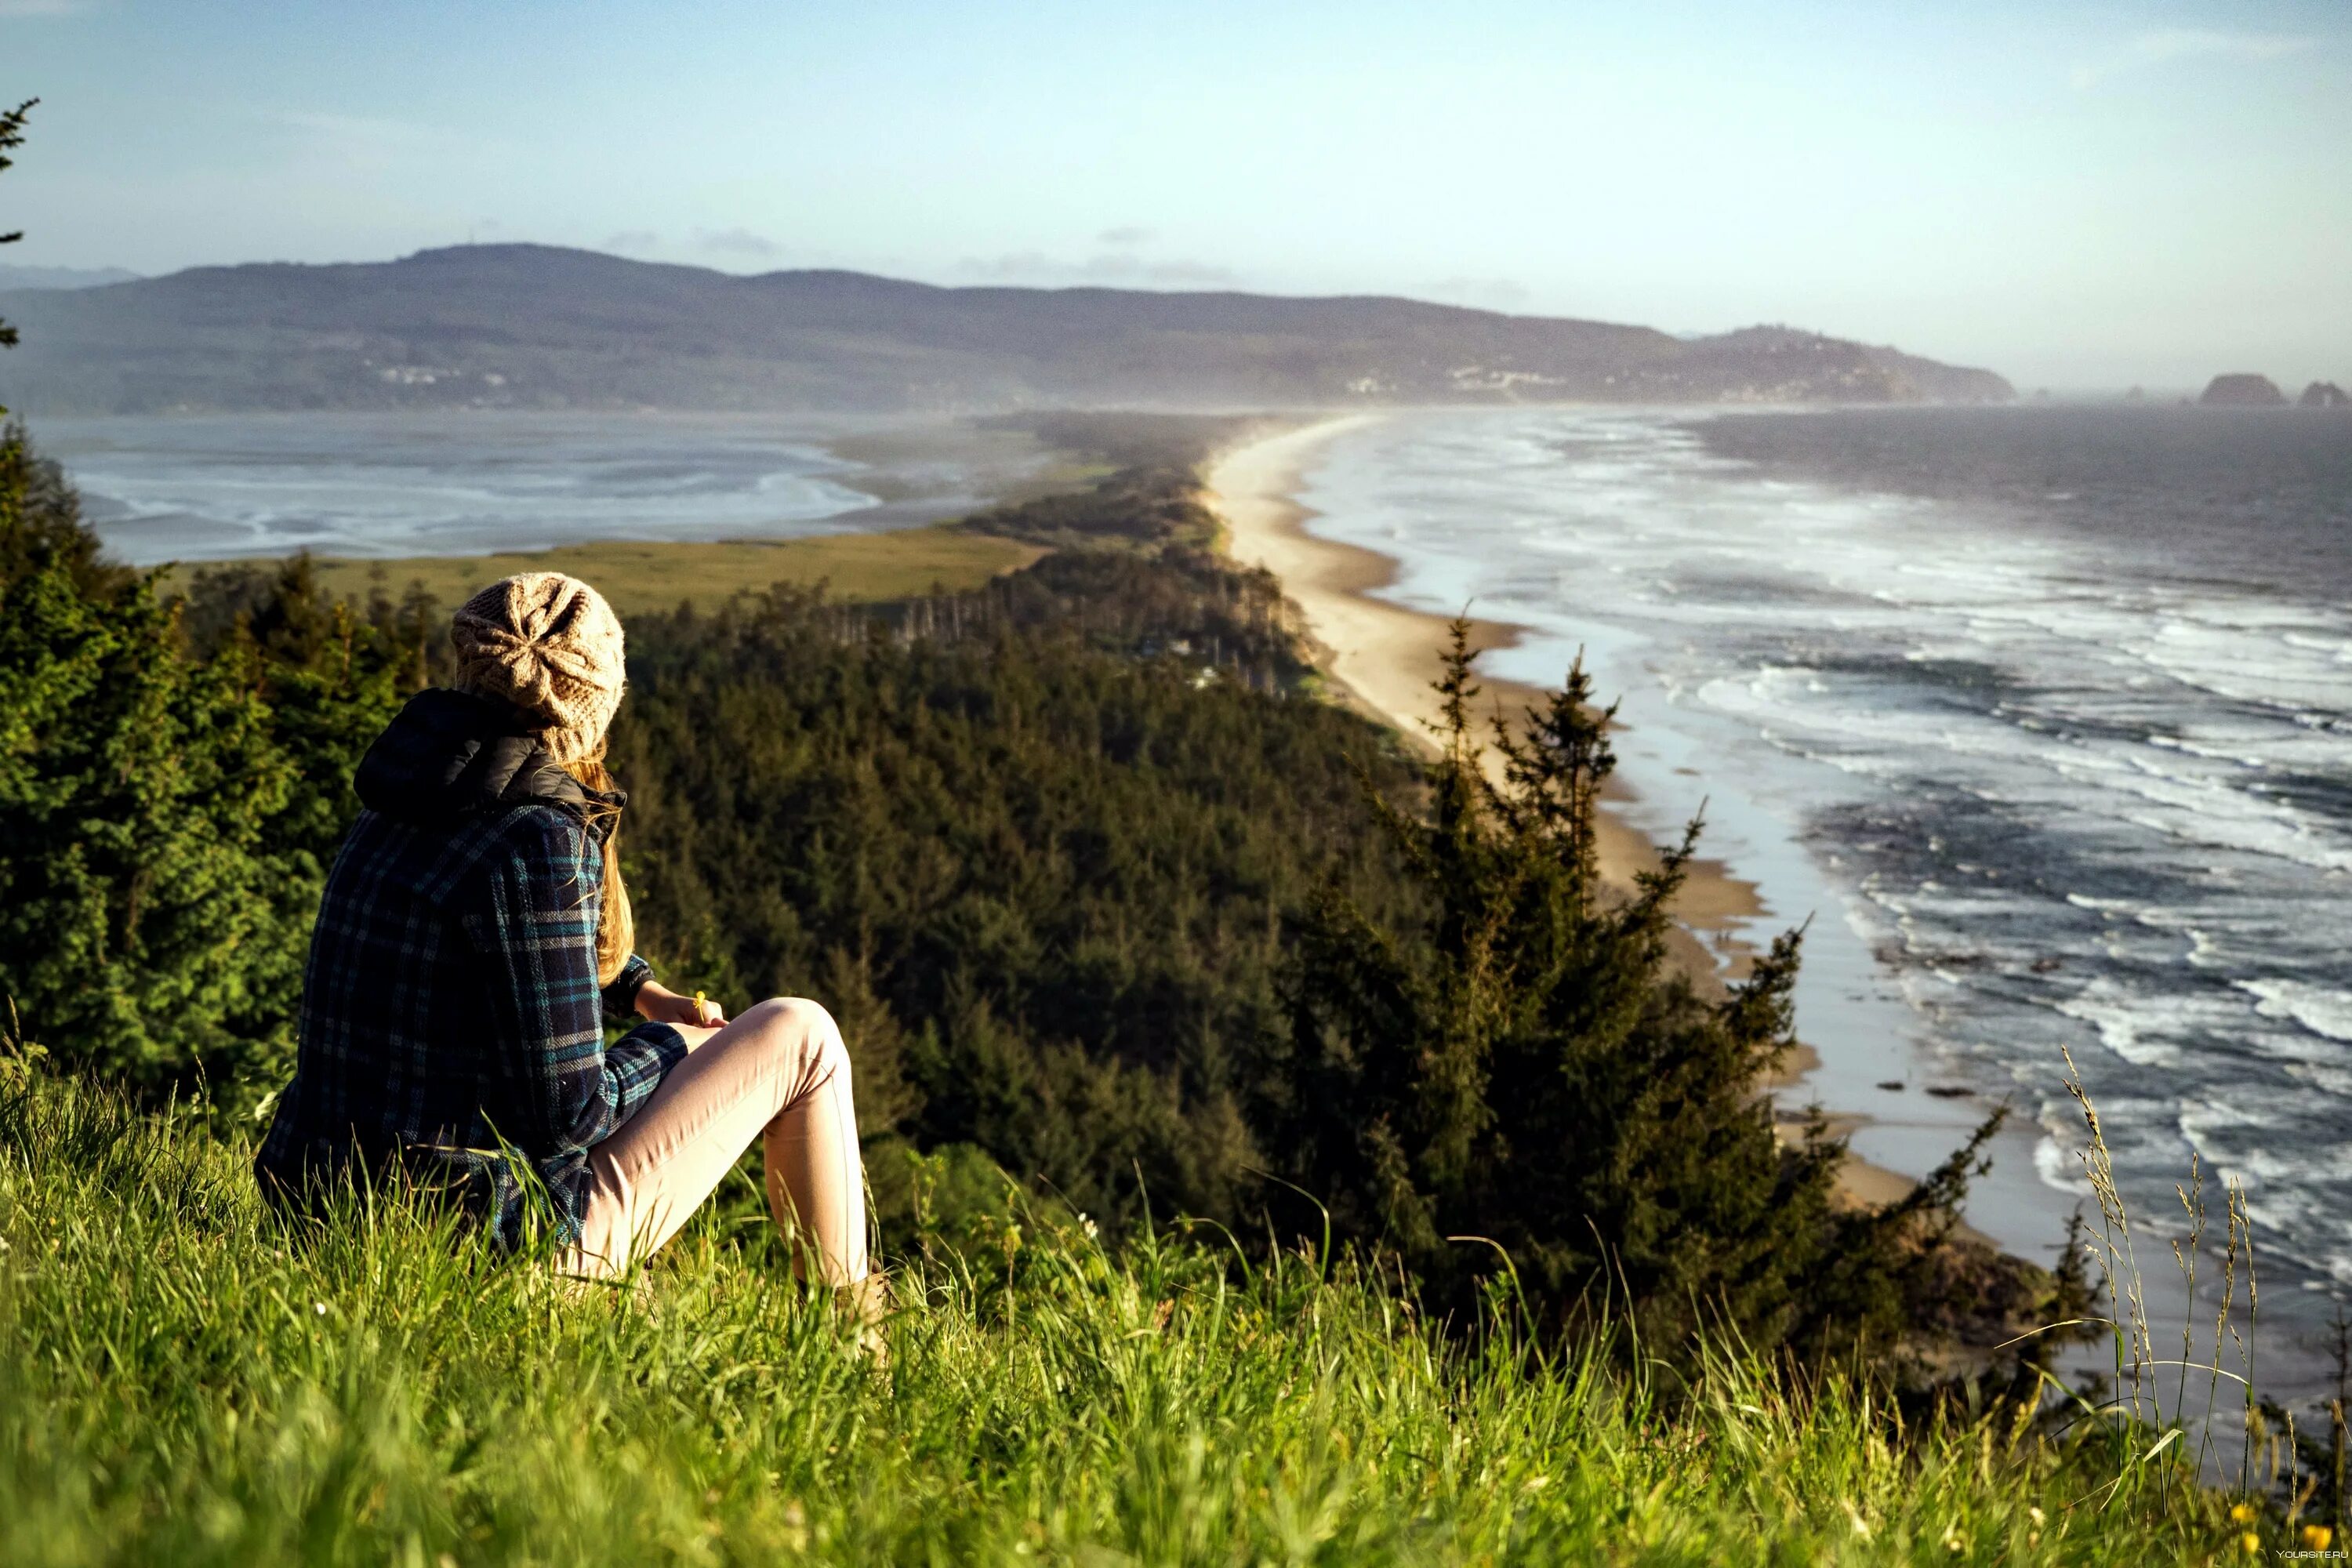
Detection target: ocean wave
<box><xmin>2236</xmin><ymin>978</ymin><xmax>2352</xmax><ymax>1045</ymax></box>
<box><xmin>2053</xmin><ymin>982</ymin><xmax>2183</xmax><ymax>1068</ymax></box>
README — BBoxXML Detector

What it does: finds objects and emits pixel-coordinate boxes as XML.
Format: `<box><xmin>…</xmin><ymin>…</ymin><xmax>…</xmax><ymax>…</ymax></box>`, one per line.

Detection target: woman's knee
<box><xmin>738</xmin><ymin>996</ymin><xmax>849</xmax><ymax>1077</ymax></box>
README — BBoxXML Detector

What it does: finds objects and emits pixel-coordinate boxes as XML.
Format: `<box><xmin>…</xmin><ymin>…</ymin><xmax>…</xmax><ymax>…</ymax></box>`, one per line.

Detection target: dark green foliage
<box><xmin>855</xmin><ymin>546</ymin><xmax>1314</xmax><ymax>688</ymax></box>
<box><xmin>0</xmin><ymin>429</ymin><xmax>424</xmax><ymax>1097</ymax></box>
<box><xmin>0</xmin><ymin>97</ymin><xmax>31</xmax><ymax>352</ymax></box>
<box><xmin>0</xmin><ymin>524</ymin><xmax>292</xmax><ymax>1087</ymax></box>
<box><xmin>964</xmin><ymin>463</ymin><xmax>1226</xmax><ymax>552</ymax></box>
<box><xmin>0</xmin><ymin>420</ymin><xmax>132</xmax><ymax>603</ymax></box>
<box><xmin>175</xmin><ymin>555</ymin><xmax>438</xmax><ymax>871</ymax></box>
<box><xmin>1262</xmin><ymin>620</ymin><xmax>2004</xmax><ymax>1362</ymax></box>
<box><xmin>960</xmin><ymin>414</ymin><xmax>1266</xmax><ymax>554</ymax></box>
<box><xmin>608</xmin><ymin>563</ymin><xmax>1422</xmax><ymax>1229</ymax></box>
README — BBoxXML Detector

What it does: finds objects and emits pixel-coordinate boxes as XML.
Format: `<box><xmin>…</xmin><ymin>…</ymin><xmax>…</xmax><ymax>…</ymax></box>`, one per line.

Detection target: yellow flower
<box><xmin>2239</xmin><ymin>1531</ymin><xmax>2259</xmax><ymax>1555</ymax></box>
<box><xmin>2305</xmin><ymin>1524</ymin><xmax>2335</xmax><ymax>1551</ymax></box>
<box><xmin>2230</xmin><ymin>1502</ymin><xmax>2258</xmax><ymax>1524</ymax></box>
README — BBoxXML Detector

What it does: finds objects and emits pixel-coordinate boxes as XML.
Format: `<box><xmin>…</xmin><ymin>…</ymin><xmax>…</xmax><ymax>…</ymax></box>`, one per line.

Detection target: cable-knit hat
<box><xmin>448</xmin><ymin>572</ymin><xmax>625</xmax><ymax>765</ymax></box>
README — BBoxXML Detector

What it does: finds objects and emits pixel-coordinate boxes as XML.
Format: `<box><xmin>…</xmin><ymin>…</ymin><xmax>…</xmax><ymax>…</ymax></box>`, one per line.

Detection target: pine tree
<box><xmin>0</xmin><ymin>98</ymin><xmax>32</xmax><ymax>353</ymax></box>
<box><xmin>0</xmin><ymin>554</ymin><xmax>298</xmax><ymax>1088</ymax></box>
<box><xmin>1269</xmin><ymin>619</ymin><xmax>1994</xmax><ymax>1359</ymax></box>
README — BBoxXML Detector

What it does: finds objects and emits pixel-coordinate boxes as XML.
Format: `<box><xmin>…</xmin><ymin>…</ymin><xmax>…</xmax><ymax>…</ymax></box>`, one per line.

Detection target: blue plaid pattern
<box><xmin>255</xmin><ymin>800</ymin><xmax>687</xmax><ymax>1247</ymax></box>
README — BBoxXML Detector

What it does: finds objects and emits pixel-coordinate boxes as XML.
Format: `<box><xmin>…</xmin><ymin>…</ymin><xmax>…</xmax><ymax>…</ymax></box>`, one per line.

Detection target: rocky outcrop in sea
<box><xmin>2200</xmin><ymin>372</ymin><xmax>2288</xmax><ymax>405</ymax></box>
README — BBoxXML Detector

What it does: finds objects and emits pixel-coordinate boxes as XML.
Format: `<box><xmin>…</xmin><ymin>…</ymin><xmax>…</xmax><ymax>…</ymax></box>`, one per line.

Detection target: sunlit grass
<box><xmin>158</xmin><ymin>526</ymin><xmax>1047</xmax><ymax>620</ymax></box>
<box><xmin>0</xmin><ymin>1069</ymin><xmax>2253</xmax><ymax>1565</ymax></box>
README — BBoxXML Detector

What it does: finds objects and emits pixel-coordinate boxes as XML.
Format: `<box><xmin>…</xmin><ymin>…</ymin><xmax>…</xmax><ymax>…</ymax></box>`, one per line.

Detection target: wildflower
<box><xmin>2231</xmin><ymin>1502</ymin><xmax>2258</xmax><ymax>1524</ymax></box>
<box><xmin>780</xmin><ymin>1500</ymin><xmax>808</xmax><ymax>1553</ymax></box>
<box><xmin>2027</xmin><ymin>1506</ymin><xmax>2045</xmax><ymax>1528</ymax></box>
<box><xmin>2239</xmin><ymin>1532</ymin><xmax>2259</xmax><ymax>1555</ymax></box>
<box><xmin>1078</xmin><ymin>1213</ymin><xmax>1098</xmax><ymax>1241</ymax></box>
<box><xmin>2305</xmin><ymin>1525</ymin><xmax>2335</xmax><ymax>1552</ymax></box>
<box><xmin>313</xmin><ymin>1301</ymin><xmax>328</xmax><ymax>1316</ymax></box>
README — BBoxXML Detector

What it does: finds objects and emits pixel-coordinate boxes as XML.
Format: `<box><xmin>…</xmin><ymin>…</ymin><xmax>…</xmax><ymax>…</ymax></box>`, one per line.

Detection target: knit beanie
<box><xmin>448</xmin><ymin>572</ymin><xmax>626</xmax><ymax>765</ymax></box>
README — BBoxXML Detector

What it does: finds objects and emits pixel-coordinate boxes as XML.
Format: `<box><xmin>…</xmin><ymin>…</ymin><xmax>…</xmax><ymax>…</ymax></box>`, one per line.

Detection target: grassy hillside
<box><xmin>0</xmin><ymin>1065</ymin><xmax>2257</xmax><ymax>1566</ymax></box>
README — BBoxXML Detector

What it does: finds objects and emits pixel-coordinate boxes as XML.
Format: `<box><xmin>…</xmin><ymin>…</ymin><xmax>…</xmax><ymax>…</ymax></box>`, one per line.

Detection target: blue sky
<box><xmin>2</xmin><ymin>0</ymin><xmax>2347</xmax><ymax>387</ymax></box>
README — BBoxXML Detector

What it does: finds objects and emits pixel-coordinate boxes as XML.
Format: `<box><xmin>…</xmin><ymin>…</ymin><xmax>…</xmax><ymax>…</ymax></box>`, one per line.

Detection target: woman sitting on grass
<box><xmin>255</xmin><ymin>572</ymin><xmax>874</xmax><ymax>1306</ymax></box>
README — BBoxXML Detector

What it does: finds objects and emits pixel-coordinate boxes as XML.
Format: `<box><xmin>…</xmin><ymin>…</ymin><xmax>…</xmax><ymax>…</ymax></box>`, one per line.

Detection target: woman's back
<box><xmin>252</xmin><ymin>570</ymin><xmax>870</xmax><ymax>1301</ymax></box>
<box><xmin>255</xmin><ymin>688</ymin><xmax>662</xmax><ymax>1243</ymax></box>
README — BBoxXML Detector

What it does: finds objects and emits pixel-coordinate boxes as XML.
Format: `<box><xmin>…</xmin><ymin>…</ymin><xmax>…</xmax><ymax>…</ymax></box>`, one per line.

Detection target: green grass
<box><xmin>162</xmin><ymin>526</ymin><xmax>1047</xmax><ymax>619</ymax></box>
<box><xmin>0</xmin><ymin>1068</ymin><xmax>2252</xmax><ymax>1565</ymax></box>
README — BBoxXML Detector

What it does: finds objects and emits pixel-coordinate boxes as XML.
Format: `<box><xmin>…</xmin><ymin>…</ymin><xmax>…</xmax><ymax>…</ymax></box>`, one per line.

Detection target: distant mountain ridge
<box><xmin>0</xmin><ymin>243</ymin><xmax>2014</xmax><ymax>414</ymax></box>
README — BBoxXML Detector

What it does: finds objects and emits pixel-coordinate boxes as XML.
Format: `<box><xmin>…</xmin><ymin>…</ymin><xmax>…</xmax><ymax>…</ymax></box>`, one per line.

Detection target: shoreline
<box><xmin>1206</xmin><ymin>417</ymin><xmax>1768</xmax><ymax>960</ymax></box>
<box><xmin>1202</xmin><ymin>414</ymin><xmax>1976</xmax><ymax>1220</ymax></box>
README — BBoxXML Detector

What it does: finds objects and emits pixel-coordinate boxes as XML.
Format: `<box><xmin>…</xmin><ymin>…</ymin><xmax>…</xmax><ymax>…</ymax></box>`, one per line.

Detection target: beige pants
<box><xmin>557</xmin><ymin>996</ymin><xmax>870</xmax><ymax>1285</ymax></box>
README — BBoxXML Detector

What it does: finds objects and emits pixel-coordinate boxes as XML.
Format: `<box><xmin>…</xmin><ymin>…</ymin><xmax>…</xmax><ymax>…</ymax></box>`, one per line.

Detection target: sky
<box><xmin>2</xmin><ymin>0</ymin><xmax>2347</xmax><ymax>390</ymax></box>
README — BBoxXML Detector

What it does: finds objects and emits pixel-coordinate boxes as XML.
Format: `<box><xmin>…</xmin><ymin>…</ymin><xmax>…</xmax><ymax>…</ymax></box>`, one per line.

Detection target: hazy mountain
<box><xmin>0</xmin><ymin>264</ymin><xmax>143</xmax><ymax>291</ymax></box>
<box><xmin>0</xmin><ymin>244</ymin><xmax>2013</xmax><ymax>414</ymax></box>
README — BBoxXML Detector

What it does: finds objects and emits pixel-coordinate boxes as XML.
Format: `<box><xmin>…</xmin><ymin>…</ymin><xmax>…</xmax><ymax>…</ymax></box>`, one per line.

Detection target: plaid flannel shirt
<box><xmin>255</xmin><ymin>797</ymin><xmax>688</xmax><ymax>1248</ymax></box>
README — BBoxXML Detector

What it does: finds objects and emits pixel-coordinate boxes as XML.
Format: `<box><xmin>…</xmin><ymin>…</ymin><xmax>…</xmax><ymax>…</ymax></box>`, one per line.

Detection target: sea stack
<box><xmin>2199</xmin><ymin>372</ymin><xmax>2287</xmax><ymax>406</ymax></box>
<box><xmin>2299</xmin><ymin>380</ymin><xmax>2350</xmax><ymax>408</ymax></box>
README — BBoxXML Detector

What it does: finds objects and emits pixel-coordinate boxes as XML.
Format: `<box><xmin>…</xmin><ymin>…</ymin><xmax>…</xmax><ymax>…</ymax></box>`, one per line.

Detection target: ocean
<box><xmin>36</xmin><ymin>411</ymin><xmax>1028</xmax><ymax>565</ymax></box>
<box><xmin>1296</xmin><ymin>405</ymin><xmax>2352</xmax><ymax>1406</ymax></box>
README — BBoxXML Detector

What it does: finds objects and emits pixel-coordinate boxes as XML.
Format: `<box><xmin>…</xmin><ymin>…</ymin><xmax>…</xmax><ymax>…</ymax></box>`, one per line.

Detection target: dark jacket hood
<box><xmin>354</xmin><ymin>688</ymin><xmax>624</xmax><ymax>842</ymax></box>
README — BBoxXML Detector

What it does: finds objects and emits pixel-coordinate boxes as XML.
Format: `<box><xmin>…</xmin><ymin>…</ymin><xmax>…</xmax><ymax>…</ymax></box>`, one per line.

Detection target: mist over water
<box><xmin>1299</xmin><ymin>405</ymin><xmax>2352</xmax><ymax>1399</ymax></box>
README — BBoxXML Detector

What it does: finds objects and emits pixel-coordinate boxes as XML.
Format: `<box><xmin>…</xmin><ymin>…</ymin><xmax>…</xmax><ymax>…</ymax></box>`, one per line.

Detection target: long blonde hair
<box><xmin>564</xmin><ymin>750</ymin><xmax>633</xmax><ymax>988</ymax></box>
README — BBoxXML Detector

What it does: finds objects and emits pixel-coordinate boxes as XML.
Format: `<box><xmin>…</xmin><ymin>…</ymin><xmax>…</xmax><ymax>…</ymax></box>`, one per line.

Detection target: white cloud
<box><xmin>602</xmin><ymin>229</ymin><xmax>659</xmax><ymax>254</ymax></box>
<box><xmin>0</xmin><ymin>0</ymin><xmax>93</xmax><ymax>16</ymax></box>
<box><xmin>1096</xmin><ymin>225</ymin><xmax>1154</xmax><ymax>247</ymax></box>
<box><xmin>697</xmin><ymin>227</ymin><xmax>781</xmax><ymax>258</ymax></box>
<box><xmin>2073</xmin><ymin>28</ymin><xmax>2317</xmax><ymax>89</ymax></box>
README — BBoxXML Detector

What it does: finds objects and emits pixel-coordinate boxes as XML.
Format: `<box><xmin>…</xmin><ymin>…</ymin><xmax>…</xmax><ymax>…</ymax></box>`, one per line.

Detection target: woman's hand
<box><xmin>636</xmin><ymin>981</ymin><xmax>728</xmax><ymax>1029</ymax></box>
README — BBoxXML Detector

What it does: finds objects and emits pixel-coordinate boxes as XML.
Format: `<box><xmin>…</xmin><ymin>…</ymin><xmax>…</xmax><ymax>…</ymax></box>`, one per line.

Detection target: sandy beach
<box><xmin>1204</xmin><ymin>415</ymin><xmax>1963</xmax><ymax>1218</ymax></box>
<box><xmin>1208</xmin><ymin>419</ymin><xmax>1765</xmax><ymax>949</ymax></box>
